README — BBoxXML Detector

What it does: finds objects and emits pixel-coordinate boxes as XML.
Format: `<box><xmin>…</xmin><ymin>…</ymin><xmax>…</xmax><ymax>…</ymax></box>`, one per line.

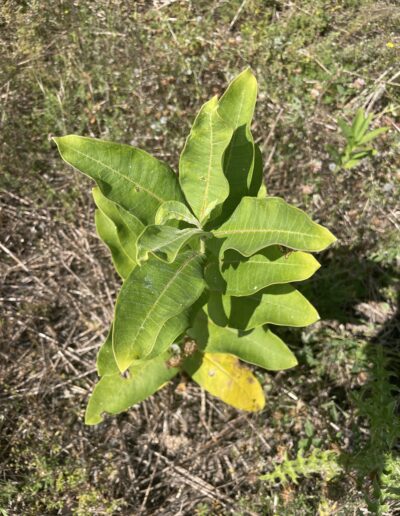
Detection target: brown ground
<box><xmin>1</xmin><ymin>1</ymin><xmax>399</xmax><ymax>514</ymax></box>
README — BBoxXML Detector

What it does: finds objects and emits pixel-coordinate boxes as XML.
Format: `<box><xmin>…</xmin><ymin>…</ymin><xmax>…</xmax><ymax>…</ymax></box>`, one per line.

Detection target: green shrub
<box><xmin>54</xmin><ymin>69</ymin><xmax>336</xmax><ymax>425</ymax></box>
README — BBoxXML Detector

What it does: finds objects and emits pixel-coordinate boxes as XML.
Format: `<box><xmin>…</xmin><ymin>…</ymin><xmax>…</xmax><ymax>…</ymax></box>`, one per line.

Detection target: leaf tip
<box><xmin>325</xmin><ymin>228</ymin><xmax>338</xmax><ymax>247</ymax></box>
<box><xmin>84</xmin><ymin>402</ymin><xmax>103</xmax><ymax>426</ymax></box>
<box><xmin>207</xmin><ymin>95</ymin><xmax>219</xmax><ymax>109</ymax></box>
<box><xmin>252</xmin><ymin>390</ymin><xmax>266</xmax><ymax>412</ymax></box>
<box><xmin>52</xmin><ymin>136</ymin><xmax>64</xmax><ymax>151</ymax></box>
<box><xmin>237</xmin><ymin>67</ymin><xmax>258</xmax><ymax>90</ymax></box>
<box><xmin>84</xmin><ymin>415</ymin><xmax>102</xmax><ymax>426</ymax></box>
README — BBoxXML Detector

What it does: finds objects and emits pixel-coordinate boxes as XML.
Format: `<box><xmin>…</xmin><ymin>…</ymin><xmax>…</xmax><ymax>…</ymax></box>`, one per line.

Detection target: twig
<box><xmin>229</xmin><ymin>0</ymin><xmax>248</xmax><ymax>31</ymax></box>
<box><xmin>262</xmin><ymin>108</ymin><xmax>284</xmax><ymax>151</ymax></box>
<box><xmin>0</xmin><ymin>241</ymin><xmax>30</xmax><ymax>273</ymax></box>
<box><xmin>140</xmin><ymin>453</ymin><xmax>161</xmax><ymax>510</ymax></box>
<box><xmin>264</xmin><ymin>142</ymin><xmax>277</xmax><ymax>173</ymax></box>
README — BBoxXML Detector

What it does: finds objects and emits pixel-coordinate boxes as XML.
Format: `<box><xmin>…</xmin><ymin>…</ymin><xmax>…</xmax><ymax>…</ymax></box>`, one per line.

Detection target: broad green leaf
<box><xmin>54</xmin><ymin>135</ymin><xmax>184</xmax><ymax>225</ymax></box>
<box><xmin>213</xmin><ymin>197</ymin><xmax>336</xmax><ymax>257</ymax></box>
<box><xmin>179</xmin><ymin>96</ymin><xmax>233</xmax><ymax>223</ymax></box>
<box><xmin>183</xmin><ymin>352</ymin><xmax>265</xmax><ymax>411</ymax></box>
<box><xmin>189</xmin><ymin>310</ymin><xmax>297</xmax><ymax>371</ymax></box>
<box><xmin>204</xmin><ymin>261</ymin><xmax>226</xmax><ymax>292</ymax></box>
<box><xmin>204</xmin><ymin>234</ymin><xmax>224</xmax><ymax>259</ymax></box>
<box><xmin>97</xmin><ymin>313</ymin><xmax>188</xmax><ymax>377</ymax></box>
<box><xmin>222</xmin><ymin>246</ymin><xmax>320</xmax><ymax>296</ymax></box>
<box><xmin>228</xmin><ymin>284</ymin><xmax>320</xmax><ymax>330</ymax></box>
<box><xmin>218</xmin><ymin>68</ymin><xmax>258</xmax><ymax>213</ymax></box>
<box><xmin>137</xmin><ymin>225</ymin><xmax>207</xmax><ymax>263</ymax></box>
<box><xmin>95</xmin><ymin>209</ymin><xmax>134</xmax><ymax>279</ymax></box>
<box><xmin>207</xmin><ymin>291</ymin><xmax>229</xmax><ymax>327</ymax></box>
<box><xmin>113</xmin><ymin>251</ymin><xmax>205</xmax><ymax>371</ymax></box>
<box><xmin>93</xmin><ymin>187</ymin><xmax>144</xmax><ymax>261</ymax></box>
<box><xmin>145</xmin><ymin>312</ymin><xmax>189</xmax><ymax>359</ymax></box>
<box><xmin>155</xmin><ymin>200</ymin><xmax>200</xmax><ymax>228</ymax></box>
<box><xmin>85</xmin><ymin>352</ymin><xmax>179</xmax><ymax>425</ymax></box>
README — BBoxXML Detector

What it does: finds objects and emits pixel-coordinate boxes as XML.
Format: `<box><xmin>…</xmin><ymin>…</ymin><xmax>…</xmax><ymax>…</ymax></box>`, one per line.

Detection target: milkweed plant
<box><xmin>54</xmin><ymin>69</ymin><xmax>336</xmax><ymax>425</ymax></box>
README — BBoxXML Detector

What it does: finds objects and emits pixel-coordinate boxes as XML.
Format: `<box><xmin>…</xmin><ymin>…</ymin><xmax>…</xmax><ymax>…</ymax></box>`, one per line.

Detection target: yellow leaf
<box><xmin>184</xmin><ymin>352</ymin><xmax>265</xmax><ymax>411</ymax></box>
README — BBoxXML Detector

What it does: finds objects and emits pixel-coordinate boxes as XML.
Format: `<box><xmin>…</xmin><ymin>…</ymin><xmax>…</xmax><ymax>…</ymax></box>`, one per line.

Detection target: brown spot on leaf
<box><xmin>166</xmin><ymin>356</ymin><xmax>182</xmax><ymax>368</ymax></box>
<box><xmin>183</xmin><ymin>339</ymin><xmax>197</xmax><ymax>357</ymax></box>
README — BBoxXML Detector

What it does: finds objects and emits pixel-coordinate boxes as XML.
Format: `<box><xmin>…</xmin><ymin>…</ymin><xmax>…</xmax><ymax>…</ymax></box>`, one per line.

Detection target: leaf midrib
<box><xmin>146</xmin><ymin>229</ymin><xmax>203</xmax><ymax>253</ymax></box>
<box><xmin>199</xmin><ymin>112</ymin><xmax>215</xmax><ymax>221</ymax></box>
<box><xmin>128</xmin><ymin>253</ymin><xmax>199</xmax><ymax>358</ymax></box>
<box><xmin>215</xmin><ymin>228</ymin><xmax>316</xmax><ymax>238</ymax></box>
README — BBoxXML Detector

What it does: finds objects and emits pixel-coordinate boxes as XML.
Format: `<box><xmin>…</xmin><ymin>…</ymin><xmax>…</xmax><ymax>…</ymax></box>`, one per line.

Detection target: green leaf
<box><xmin>352</xmin><ymin>108</ymin><xmax>367</xmax><ymax>138</ymax></box>
<box><xmin>97</xmin><ymin>313</ymin><xmax>188</xmax><ymax>377</ymax></box>
<box><xmin>146</xmin><ymin>312</ymin><xmax>189</xmax><ymax>359</ymax></box>
<box><xmin>204</xmin><ymin>261</ymin><xmax>226</xmax><ymax>292</ymax></box>
<box><xmin>350</xmin><ymin>150</ymin><xmax>370</xmax><ymax>160</ymax></box>
<box><xmin>218</xmin><ymin>68</ymin><xmax>259</xmax><ymax>212</ymax></box>
<box><xmin>113</xmin><ymin>251</ymin><xmax>205</xmax><ymax>371</ymax></box>
<box><xmin>358</xmin><ymin>127</ymin><xmax>388</xmax><ymax>145</ymax></box>
<box><xmin>213</xmin><ymin>197</ymin><xmax>336</xmax><ymax>257</ymax></box>
<box><xmin>96</xmin><ymin>326</ymin><xmax>119</xmax><ymax>377</ymax></box>
<box><xmin>183</xmin><ymin>352</ymin><xmax>265</xmax><ymax>411</ymax></box>
<box><xmin>85</xmin><ymin>352</ymin><xmax>179</xmax><ymax>425</ymax></box>
<box><xmin>137</xmin><ymin>225</ymin><xmax>207</xmax><ymax>263</ymax></box>
<box><xmin>222</xmin><ymin>246</ymin><xmax>320</xmax><ymax>296</ymax></box>
<box><xmin>94</xmin><ymin>209</ymin><xmax>135</xmax><ymax>279</ymax></box>
<box><xmin>189</xmin><ymin>310</ymin><xmax>297</xmax><ymax>370</ymax></box>
<box><xmin>343</xmin><ymin>158</ymin><xmax>362</xmax><ymax>169</ymax></box>
<box><xmin>227</xmin><ymin>284</ymin><xmax>320</xmax><ymax>330</ymax></box>
<box><xmin>337</xmin><ymin>119</ymin><xmax>353</xmax><ymax>139</ymax></box>
<box><xmin>53</xmin><ymin>135</ymin><xmax>184</xmax><ymax>225</ymax></box>
<box><xmin>179</xmin><ymin>96</ymin><xmax>233</xmax><ymax>224</ymax></box>
<box><xmin>358</xmin><ymin>112</ymin><xmax>374</xmax><ymax>139</ymax></box>
<box><xmin>207</xmin><ymin>291</ymin><xmax>229</xmax><ymax>327</ymax></box>
<box><xmin>155</xmin><ymin>200</ymin><xmax>200</xmax><ymax>228</ymax></box>
<box><xmin>93</xmin><ymin>186</ymin><xmax>144</xmax><ymax>261</ymax></box>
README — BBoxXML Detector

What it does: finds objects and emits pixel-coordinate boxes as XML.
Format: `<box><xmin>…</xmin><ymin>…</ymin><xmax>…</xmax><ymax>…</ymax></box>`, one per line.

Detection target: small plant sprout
<box><xmin>329</xmin><ymin>108</ymin><xmax>389</xmax><ymax>170</ymax></box>
<box><xmin>54</xmin><ymin>69</ymin><xmax>336</xmax><ymax>425</ymax></box>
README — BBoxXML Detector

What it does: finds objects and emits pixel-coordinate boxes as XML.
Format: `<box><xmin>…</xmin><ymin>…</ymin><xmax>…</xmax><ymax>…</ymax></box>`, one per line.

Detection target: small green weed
<box><xmin>328</xmin><ymin>108</ymin><xmax>388</xmax><ymax>169</ymax></box>
<box><xmin>260</xmin><ymin>448</ymin><xmax>342</xmax><ymax>485</ymax></box>
<box><xmin>261</xmin><ymin>345</ymin><xmax>400</xmax><ymax>513</ymax></box>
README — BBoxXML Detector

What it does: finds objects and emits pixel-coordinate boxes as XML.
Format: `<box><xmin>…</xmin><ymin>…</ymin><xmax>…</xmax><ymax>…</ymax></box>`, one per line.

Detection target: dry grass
<box><xmin>1</xmin><ymin>0</ymin><xmax>399</xmax><ymax>514</ymax></box>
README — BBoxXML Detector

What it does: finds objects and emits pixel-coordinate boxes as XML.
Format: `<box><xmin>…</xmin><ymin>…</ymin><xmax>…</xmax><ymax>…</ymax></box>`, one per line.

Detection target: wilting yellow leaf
<box><xmin>184</xmin><ymin>352</ymin><xmax>265</xmax><ymax>411</ymax></box>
